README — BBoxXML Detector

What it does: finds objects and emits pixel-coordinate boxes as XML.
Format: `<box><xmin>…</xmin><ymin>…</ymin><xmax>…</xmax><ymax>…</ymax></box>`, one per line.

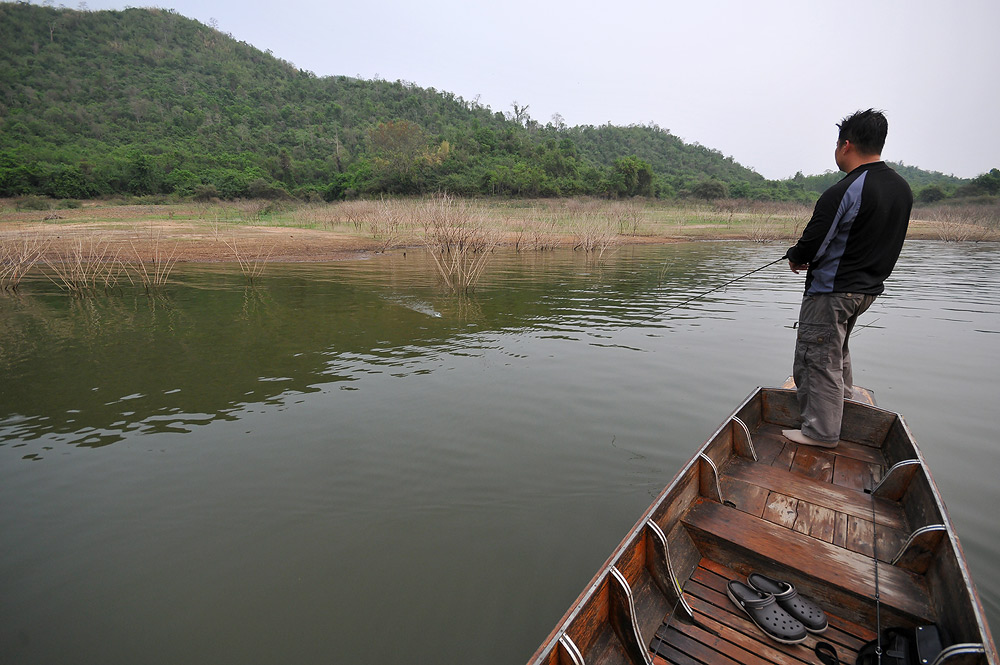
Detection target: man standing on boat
<box><xmin>783</xmin><ymin>109</ymin><xmax>912</xmax><ymax>448</ymax></box>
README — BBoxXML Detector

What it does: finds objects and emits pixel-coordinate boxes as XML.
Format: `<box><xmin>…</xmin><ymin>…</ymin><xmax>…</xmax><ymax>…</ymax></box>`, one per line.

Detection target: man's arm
<box><xmin>786</xmin><ymin>187</ymin><xmax>840</xmax><ymax>268</ymax></box>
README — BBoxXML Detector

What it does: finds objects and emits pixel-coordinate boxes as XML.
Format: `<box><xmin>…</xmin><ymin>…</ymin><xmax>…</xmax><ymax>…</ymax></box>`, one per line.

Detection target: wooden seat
<box><xmin>680</xmin><ymin>499</ymin><xmax>934</xmax><ymax>625</ymax></box>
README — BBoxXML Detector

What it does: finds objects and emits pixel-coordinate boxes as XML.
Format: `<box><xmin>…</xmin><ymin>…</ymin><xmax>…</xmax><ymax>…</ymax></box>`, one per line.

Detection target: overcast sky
<box><xmin>55</xmin><ymin>0</ymin><xmax>999</xmax><ymax>180</ymax></box>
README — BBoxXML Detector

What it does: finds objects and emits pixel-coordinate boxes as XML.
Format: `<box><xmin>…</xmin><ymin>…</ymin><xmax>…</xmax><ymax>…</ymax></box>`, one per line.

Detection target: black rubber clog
<box><xmin>726</xmin><ymin>580</ymin><xmax>808</xmax><ymax>645</ymax></box>
<box><xmin>747</xmin><ymin>572</ymin><xmax>829</xmax><ymax>634</ymax></box>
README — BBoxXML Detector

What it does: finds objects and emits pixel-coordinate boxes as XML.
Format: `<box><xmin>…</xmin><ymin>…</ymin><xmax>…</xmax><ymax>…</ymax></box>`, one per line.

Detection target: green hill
<box><xmin>0</xmin><ymin>3</ymin><xmax>777</xmax><ymax>201</ymax></box>
<box><xmin>0</xmin><ymin>3</ymin><xmax>991</xmax><ymax>204</ymax></box>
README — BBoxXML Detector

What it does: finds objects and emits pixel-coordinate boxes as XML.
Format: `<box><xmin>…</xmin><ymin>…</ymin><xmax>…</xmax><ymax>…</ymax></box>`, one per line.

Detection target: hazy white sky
<box><xmin>59</xmin><ymin>0</ymin><xmax>999</xmax><ymax>179</ymax></box>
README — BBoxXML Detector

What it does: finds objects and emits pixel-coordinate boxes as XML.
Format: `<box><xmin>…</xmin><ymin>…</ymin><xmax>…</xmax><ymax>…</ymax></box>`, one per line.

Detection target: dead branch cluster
<box><xmin>1</xmin><ymin>235</ymin><xmax>49</xmax><ymax>291</ymax></box>
<box><xmin>223</xmin><ymin>235</ymin><xmax>274</xmax><ymax>284</ymax></box>
<box><xmin>918</xmin><ymin>203</ymin><xmax>1000</xmax><ymax>242</ymax></box>
<box><xmin>422</xmin><ymin>194</ymin><xmax>500</xmax><ymax>293</ymax></box>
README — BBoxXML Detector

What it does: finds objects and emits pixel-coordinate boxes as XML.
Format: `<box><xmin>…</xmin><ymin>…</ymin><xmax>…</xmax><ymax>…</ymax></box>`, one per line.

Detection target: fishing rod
<box><xmin>630</xmin><ymin>254</ymin><xmax>788</xmax><ymax>327</ymax></box>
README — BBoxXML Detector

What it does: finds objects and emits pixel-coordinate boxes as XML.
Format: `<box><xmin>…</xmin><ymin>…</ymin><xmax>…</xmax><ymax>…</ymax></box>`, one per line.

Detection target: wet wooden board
<box><xmin>695</xmin><ymin>559</ymin><xmax>876</xmax><ymax>646</ymax></box>
<box><xmin>762</xmin><ymin>491</ymin><xmax>799</xmax><ymax>529</ymax></box>
<box><xmin>754</xmin><ymin>423</ymin><xmax>886</xmax><ymax>468</ymax></box>
<box><xmin>723</xmin><ymin>458</ymin><xmax>906</xmax><ymax>531</ymax></box>
<box><xmin>720</xmin><ymin>474</ymin><xmax>907</xmax><ymax>560</ymax></box>
<box><xmin>792</xmin><ymin>501</ymin><xmax>837</xmax><ymax>542</ymax></box>
<box><xmin>788</xmin><ymin>446</ymin><xmax>836</xmax><ymax>483</ymax></box>
<box><xmin>719</xmin><ymin>476</ymin><xmax>770</xmax><ymax>517</ymax></box>
<box><xmin>832</xmin><ymin>455</ymin><xmax>878</xmax><ymax>492</ymax></box>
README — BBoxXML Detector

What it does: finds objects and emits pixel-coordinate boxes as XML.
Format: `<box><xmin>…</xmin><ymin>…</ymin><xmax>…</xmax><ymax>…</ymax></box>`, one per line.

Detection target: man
<box><xmin>782</xmin><ymin>109</ymin><xmax>912</xmax><ymax>448</ymax></box>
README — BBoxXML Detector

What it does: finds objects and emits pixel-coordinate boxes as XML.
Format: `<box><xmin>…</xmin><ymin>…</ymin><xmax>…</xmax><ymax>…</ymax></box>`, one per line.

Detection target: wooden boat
<box><xmin>528</xmin><ymin>386</ymin><xmax>996</xmax><ymax>665</ymax></box>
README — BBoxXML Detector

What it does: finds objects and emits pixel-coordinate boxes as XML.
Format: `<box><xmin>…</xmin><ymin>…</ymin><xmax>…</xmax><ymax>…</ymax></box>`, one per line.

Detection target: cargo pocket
<box><xmin>795</xmin><ymin>323</ymin><xmax>834</xmax><ymax>370</ymax></box>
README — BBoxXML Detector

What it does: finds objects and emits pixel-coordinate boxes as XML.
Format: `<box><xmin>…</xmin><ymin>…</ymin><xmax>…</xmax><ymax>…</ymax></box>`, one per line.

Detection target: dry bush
<box><xmin>919</xmin><ymin>203</ymin><xmax>1000</xmax><ymax>242</ymax></box>
<box><xmin>293</xmin><ymin>201</ymin><xmax>355</xmax><ymax>231</ymax></box>
<box><xmin>44</xmin><ymin>236</ymin><xmax>129</xmax><ymax>295</ymax></box>
<box><xmin>1</xmin><ymin>234</ymin><xmax>49</xmax><ymax>291</ymax></box>
<box><xmin>738</xmin><ymin>200</ymin><xmax>812</xmax><ymax>216</ymax></box>
<box><xmin>528</xmin><ymin>218</ymin><xmax>561</xmax><ymax>251</ymax></box>
<box><xmin>336</xmin><ymin>200</ymin><xmax>379</xmax><ymax>231</ymax></box>
<box><xmin>742</xmin><ymin>216</ymin><xmax>784</xmax><ymax>243</ymax></box>
<box><xmin>128</xmin><ymin>225</ymin><xmax>179</xmax><ymax>293</ymax></box>
<box><xmin>564</xmin><ymin>197</ymin><xmax>602</xmax><ymax>216</ymax></box>
<box><xmin>713</xmin><ymin>198</ymin><xmax>741</xmax><ymax>227</ymax></box>
<box><xmin>368</xmin><ymin>197</ymin><xmax>407</xmax><ymax>251</ymax></box>
<box><xmin>423</xmin><ymin>194</ymin><xmax>500</xmax><ymax>293</ymax></box>
<box><xmin>611</xmin><ymin>200</ymin><xmax>643</xmax><ymax>236</ymax></box>
<box><xmin>237</xmin><ymin>199</ymin><xmax>277</xmax><ymax>223</ymax></box>
<box><xmin>224</xmin><ymin>236</ymin><xmax>274</xmax><ymax>284</ymax></box>
<box><xmin>420</xmin><ymin>194</ymin><xmax>476</xmax><ymax>246</ymax></box>
<box><xmin>291</xmin><ymin>202</ymin><xmax>333</xmax><ymax>229</ymax></box>
<box><xmin>573</xmin><ymin>213</ymin><xmax>620</xmax><ymax>260</ymax></box>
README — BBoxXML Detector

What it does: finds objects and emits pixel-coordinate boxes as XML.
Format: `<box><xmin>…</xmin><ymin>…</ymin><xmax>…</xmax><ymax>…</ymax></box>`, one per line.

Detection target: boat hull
<box><xmin>528</xmin><ymin>387</ymin><xmax>996</xmax><ymax>665</ymax></box>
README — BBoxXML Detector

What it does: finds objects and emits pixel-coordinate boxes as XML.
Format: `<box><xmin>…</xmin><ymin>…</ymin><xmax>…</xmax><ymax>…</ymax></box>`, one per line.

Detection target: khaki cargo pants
<box><xmin>793</xmin><ymin>292</ymin><xmax>878</xmax><ymax>444</ymax></box>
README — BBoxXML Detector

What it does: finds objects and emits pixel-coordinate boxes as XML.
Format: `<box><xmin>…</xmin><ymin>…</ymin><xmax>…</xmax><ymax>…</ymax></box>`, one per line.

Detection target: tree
<box><xmin>126</xmin><ymin>152</ymin><xmax>159</xmax><ymax>195</ymax></box>
<box><xmin>367</xmin><ymin>119</ymin><xmax>429</xmax><ymax>193</ymax></box>
<box><xmin>916</xmin><ymin>184</ymin><xmax>947</xmax><ymax>204</ymax></box>
<box><xmin>607</xmin><ymin>155</ymin><xmax>654</xmax><ymax>197</ymax></box>
<box><xmin>508</xmin><ymin>101</ymin><xmax>530</xmax><ymax>126</ymax></box>
<box><xmin>972</xmin><ymin>168</ymin><xmax>1000</xmax><ymax>195</ymax></box>
<box><xmin>691</xmin><ymin>179</ymin><xmax>729</xmax><ymax>201</ymax></box>
<box><xmin>954</xmin><ymin>169</ymin><xmax>1000</xmax><ymax>198</ymax></box>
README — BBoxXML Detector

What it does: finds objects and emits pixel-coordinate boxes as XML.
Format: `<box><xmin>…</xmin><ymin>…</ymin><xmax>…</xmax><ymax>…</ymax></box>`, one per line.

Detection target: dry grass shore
<box><xmin>4</xmin><ymin>196</ymin><xmax>991</xmax><ymax>265</ymax></box>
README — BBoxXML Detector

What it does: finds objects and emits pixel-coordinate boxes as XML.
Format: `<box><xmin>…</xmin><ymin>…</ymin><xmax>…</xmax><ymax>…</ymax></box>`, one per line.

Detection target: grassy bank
<box><xmin>2</xmin><ymin>196</ymin><xmax>997</xmax><ymax>283</ymax></box>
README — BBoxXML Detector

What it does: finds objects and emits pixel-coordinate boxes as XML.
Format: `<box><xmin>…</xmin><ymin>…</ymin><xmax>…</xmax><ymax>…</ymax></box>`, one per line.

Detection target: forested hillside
<box><xmin>0</xmin><ymin>3</ymin><xmax>784</xmax><ymax>201</ymax></box>
<box><xmin>789</xmin><ymin>164</ymin><xmax>998</xmax><ymax>204</ymax></box>
<box><xmin>0</xmin><ymin>3</ymin><xmax>987</xmax><ymax>203</ymax></box>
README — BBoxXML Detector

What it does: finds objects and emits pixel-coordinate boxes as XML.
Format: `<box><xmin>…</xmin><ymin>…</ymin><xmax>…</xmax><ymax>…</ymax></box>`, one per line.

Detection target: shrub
<box><xmin>15</xmin><ymin>195</ymin><xmax>53</xmax><ymax>211</ymax></box>
<box><xmin>193</xmin><ymin>184</ymin><xmax>220</xmax><ymax>202</ymax></box>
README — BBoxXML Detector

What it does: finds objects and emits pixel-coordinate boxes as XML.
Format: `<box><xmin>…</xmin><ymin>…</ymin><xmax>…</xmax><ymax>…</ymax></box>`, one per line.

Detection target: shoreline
<box><xmin>0</xmin><ymin>200</ymin><xmax>986</xmax><ymax>265</ymax></box>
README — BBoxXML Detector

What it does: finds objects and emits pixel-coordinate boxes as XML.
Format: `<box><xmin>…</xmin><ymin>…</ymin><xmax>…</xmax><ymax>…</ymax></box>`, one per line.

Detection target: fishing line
<box><xmin>866</xmin><ymin>475</ymin><xmax>884</xmax><ymax>664</ymax></box>
<box><xmin>626</xmin><ymin>255</ymin><xmax>788</xmax><ymax>328</ymax></box>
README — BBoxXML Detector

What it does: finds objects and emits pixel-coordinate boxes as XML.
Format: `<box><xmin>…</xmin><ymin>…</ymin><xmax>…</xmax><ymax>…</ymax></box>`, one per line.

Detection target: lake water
<box><xmin>1</xmin><ymin>241</ymin><xmax>997</xmax><ymax>664</ymax></box>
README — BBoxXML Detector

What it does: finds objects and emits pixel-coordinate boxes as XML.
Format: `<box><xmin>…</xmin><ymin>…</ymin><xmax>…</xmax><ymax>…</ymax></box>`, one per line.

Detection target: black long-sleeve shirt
<box><xmin>787</xmin><ymin>161</ymin><xmax>912</xmax><ymax>295</ymax></box>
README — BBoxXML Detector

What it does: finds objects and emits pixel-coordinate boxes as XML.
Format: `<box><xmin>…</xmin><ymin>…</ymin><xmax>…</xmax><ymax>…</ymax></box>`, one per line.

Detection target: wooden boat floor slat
<box><xmin>651</xmin><ymin>558</ymin><xmax>876</xmax><ymax>665</ymax></box>
<box><xmin>753</xmin><ymin>423</ymin><xmax>886</xmax><ymax>468</ymax></box>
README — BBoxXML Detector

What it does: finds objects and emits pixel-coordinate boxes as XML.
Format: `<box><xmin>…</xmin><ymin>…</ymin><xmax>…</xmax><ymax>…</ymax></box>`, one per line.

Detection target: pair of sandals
<box><xmin>727</xmin><ymin>573</ymin><xmax>829</xmax><ymax>645</ymax></box>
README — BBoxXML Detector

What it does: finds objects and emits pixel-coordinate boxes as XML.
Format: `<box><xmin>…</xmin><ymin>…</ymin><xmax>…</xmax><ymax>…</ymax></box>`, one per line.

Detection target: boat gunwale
<box><xmin>891</xmin><ymin>412</ymin><xmax>998</xmax><ymax>661</ymax></box>
<box><xmin>526</xmin><ymin>387</ymin><xmax>764</xmax><ymax>664</ymax></box>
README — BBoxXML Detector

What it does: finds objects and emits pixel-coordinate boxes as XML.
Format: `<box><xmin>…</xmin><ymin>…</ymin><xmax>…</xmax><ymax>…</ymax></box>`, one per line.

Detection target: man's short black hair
<box><xmin>837</xmin><ymin>109</ymin><xmax>888</xmax><ymax>156</ymax></box>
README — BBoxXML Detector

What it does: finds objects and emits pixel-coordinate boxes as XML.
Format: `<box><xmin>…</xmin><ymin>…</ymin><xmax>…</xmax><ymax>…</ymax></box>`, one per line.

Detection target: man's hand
<box><xmin>788</xmin><ymin>260</ymin><xmax>808</xmax><ymax>274</ymax></box>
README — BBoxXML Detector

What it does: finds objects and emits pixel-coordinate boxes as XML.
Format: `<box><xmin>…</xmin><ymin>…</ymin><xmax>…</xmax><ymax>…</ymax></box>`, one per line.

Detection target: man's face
<box><xmin>834</xmin><ymin>140</ymin><xmax>849</xmax><ymax>172</ymax></box>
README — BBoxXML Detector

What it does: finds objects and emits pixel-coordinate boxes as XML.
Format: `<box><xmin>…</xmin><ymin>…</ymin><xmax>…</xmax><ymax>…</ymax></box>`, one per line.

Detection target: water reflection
<box><xmin>6</xmin><ymin>241</ymin><xmax>968</xmax><ymax>453</ymax></box>
<box><xmin>3</xmin><ymin>246</ymin><xmax>773</xmax><ymax>453</ymax></box>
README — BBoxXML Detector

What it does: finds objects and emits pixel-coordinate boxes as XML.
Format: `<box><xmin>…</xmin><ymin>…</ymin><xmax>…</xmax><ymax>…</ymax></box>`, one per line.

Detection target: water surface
<box><xmin>1</xmin><ymin>241</ymin><xmax>997</xmax><ymax>663</ymax></box>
